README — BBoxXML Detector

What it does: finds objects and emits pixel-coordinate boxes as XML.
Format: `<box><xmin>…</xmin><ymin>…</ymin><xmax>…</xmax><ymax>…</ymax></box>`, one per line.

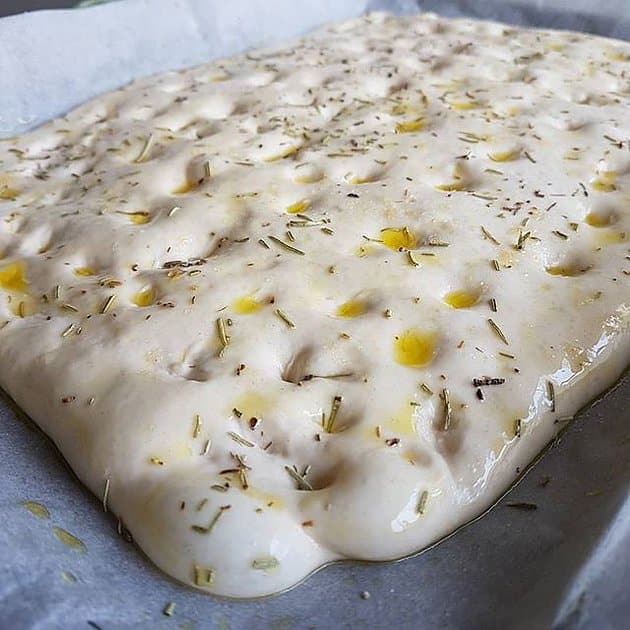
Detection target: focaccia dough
<box><xmin>0</xmin><ymin>12</ymin><xmax>629</xmax><ymax>597</ymax></box>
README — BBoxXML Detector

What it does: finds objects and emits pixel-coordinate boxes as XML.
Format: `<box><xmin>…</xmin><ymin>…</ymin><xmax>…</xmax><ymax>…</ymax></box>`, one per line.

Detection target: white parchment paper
<box><xmin>0</xmin><ymin>1</ymin><xmax>628</xmax><ymax>628</ymax></box>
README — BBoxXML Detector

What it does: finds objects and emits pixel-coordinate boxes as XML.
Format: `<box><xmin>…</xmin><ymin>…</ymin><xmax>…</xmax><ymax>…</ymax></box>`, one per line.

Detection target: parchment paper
<box><xmin>0</xmin><ymin>1</ymin><xmax>628</xmax><ymax>628</ymax></box>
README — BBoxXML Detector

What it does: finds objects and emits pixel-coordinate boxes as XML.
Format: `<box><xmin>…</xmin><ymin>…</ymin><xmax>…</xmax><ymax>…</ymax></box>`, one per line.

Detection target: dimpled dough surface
<box><xmin>0</xmin><ymin>12</ymin><xmax>629</xmax><ymax>597</ymax></box>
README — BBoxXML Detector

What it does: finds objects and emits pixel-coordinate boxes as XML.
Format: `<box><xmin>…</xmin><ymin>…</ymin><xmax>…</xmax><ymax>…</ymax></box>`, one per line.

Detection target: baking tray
<box><xmin>0</xmin><ymin>1</ymin><xmax>628</xmax><ymax>628</ymax></box>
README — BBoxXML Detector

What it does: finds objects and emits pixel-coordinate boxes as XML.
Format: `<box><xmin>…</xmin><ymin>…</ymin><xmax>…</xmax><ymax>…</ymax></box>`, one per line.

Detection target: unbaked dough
<box><xmin>0</xmin><ymin>12</ymin><xmax>629</xmax><ymax>597</ymax></box>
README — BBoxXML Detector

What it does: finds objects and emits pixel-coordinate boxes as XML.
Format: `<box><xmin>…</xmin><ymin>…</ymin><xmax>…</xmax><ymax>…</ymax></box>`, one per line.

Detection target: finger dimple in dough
<box><xmin>0</xmin><ymin>11</ymin><xmax>629</xmax><ymax>598</ymax></box>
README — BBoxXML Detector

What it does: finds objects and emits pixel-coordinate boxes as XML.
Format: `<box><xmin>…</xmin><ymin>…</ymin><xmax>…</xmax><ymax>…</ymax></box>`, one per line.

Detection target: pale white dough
<box><xmin>0</xmin><ymin>12</ymin><xmax>629</xmax><ymax>597</ymax></box>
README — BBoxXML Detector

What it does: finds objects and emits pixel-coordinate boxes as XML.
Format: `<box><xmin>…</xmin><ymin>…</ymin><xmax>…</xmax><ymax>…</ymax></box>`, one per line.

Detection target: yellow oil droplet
<box><xmin>263</xmin><ymin>145</ymin><xmax>299</xmax><ymax>162</ymax></box>
<box><xmin>286</xmin><ymin>199</ymin><xmax>311</xmax><ymax>214</ymax></box>
<box><xmin>349</xmin><ymin>174</ymin><xmax>378</xmax><ymax>184</ymax></box>
<box><xmin>74</xmin><ymin>267</ymin><xmax>95</xmax><ymax>277</ymax></box>
<box><xmin>132</xmin><ymin>286</ymin><xmax>156</xmax><ymax>307</ymax></box>
<box><xmin>173</xmin><ymin>180</ymin><xmax>196</xmax><ymax>194</ymax></box>
<box><xmin>23</xmin><ymin>501</ymin><xmax>50</xmax><ymax>519</ymax></box>
<box><xmin>386</xmin><ymin>404</ymin><xmax>417</xmax><ymax>436</ymax></box>
<box><xmin>595</xmin><ymin>229</ymin><xmax>626</xmax><ymax>245</ymax></box>
<box><xmin>232</xmin><ymin>295</ymin><xmax>262</xmax><ymax>314</ymax></box>
<box><xmin>231</xmin><ymin>391</ymin><xmax>272</xmax><ymax>419</ymax></box>
<box><xmin>591</xmin><ymin>179</ymin><xmax>615</xmax><ymax>193</ymax></box>
<box><xmin>435</xmin><ymin>181</ymin><xmax>465</xmax><ymax>192</ymax></box>
<box><xmin>585</xmin><ymin>212</ymin><xmax>614</xmax><ymax>228</ymax></box>
<box><xmin>295</xmin><ymin>174</ymin><xmax>321</xmax><ymax>184</ymax></box>
<box><xmin>488</xmin><ymin>149</ymin><xmax>519</xmax><ymax>162</ymax></box>
<box><xmin>0</xmin><ymin>261</ymin><xmax>27</xmax><ymax>293</ymax></box>
<box><xmin>448</xmin><ymin>99</ymin><xmax>478</xmax><ymax>110</ymax></box>
<box><xmin>591</xmin><ymin>172</ymin><xmax>616</xmax><ymax>192</ymax></box>
<box><xmin>0</xmin><ymin>185</ymin><xmax>19</xmax><ymax>200</ymax></box>
<box><xmin>605</xmin><ymin>49</ymin><xmax>628</xmax><ymax>62</ymax></box>
<box><xmin>395</xmin><ymin>119</ymin><xmax>425</xmax><ymax>134</ymax></box>
<box><xmin>52</xmin><ymin>527</ymin><xmax>86</xmax><ymax>552</ymax></box>
<box><xmin>503</xmin><ymin>105</ymin><xmax>520</xmax><ymax>116</ymax></box>
<box><xmin>335</xmin><ymin>299</ymin><xmax>366</xmax><ymax>318</ymax></box>
<box><xmin>244</xmin><ymin>487</ymin><xmax>285</xmax><ymax>510</ymax></box>
<box><xmin>394</xmin><ymin>329</ymin><xmax>436</xmax><ymax>367</ymax></box>
<box><xmin>546</xmin><ymin>265</ymin><xmax>587</xmax><ymax>277</ymax></box>
<box><xmin>127</xmin><ymin>212</ymin><xmax>151</xmax><ymax>225</ymax></box>
<box><xmin>380</xmin><ymin>227</ymin><xmax>416</xmax><ymax>251</ymax></box>
<box><xmin>443</xmin><ymin>289</ymin><xmax>479</xmax><ymax>309</ymax></box>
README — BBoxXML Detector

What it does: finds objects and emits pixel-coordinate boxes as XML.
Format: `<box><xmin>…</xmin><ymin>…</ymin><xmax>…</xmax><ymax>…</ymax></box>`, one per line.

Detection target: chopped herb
<box><xmin>100</xmin><ymin>295</ymin><xmax>116</xmax><ymax>314</ymax></box>
<box><xmin>417</xmin><ymin>490</ymin><xmax>429</xmax><ymax>515</ymax></box>
<box><xmin>252</xmin><ymin>556</ymin><xmax>279</xmax><ymax>571</ymax></box>
<box><xmin>523</xmin><ymin>151</ymin><xmax>536</xmax><ymax>164</ymax></box>
<box><xmin>193</xmin><ymin>414</ymin><xmax>201</xmax><ymax>438</ymax></box>
<box><xmin>191</xmin><ymin>505</ymin><xmax>230</xmax><ymax>534</ymax></box>
<box><xmin>514</xmin><ymin>418</ymin><xmax>522</xmax><ymax>438</ymax></box>
<box><xmin>193</xmin><ymin>564</ymin><xmax>214</xmax><ymax>587</ymax></box>
<box><xmin>325</xmin><ymin>395</ymin><xmax>342</xmax><ymax>433</ymax></box>
<box><xmin>547</xmin><ymin>380</ymin><xmax>556</xmax><ymax>412</ymax></box>
<box><xmin>515</xmin><ymin>230</ymin><xmax>531</xmax><ymax>250</ymax></box>
<box><xmin>285</xmin><ymin>465</ymin><xmax>313</xmax><ymax>491</ymax></box>
<box><xmin>134</xmin><ymin>134</ymin><xmax>154</xmax><ymax>163</ymax></box>
<box><xmin>102</xmin><ymin>478</ymin><xmax>110</xmax><ymax>513</ymax></box>
<box><xmin>268</xmin><ymin>235</ymin><xmax>305</xmax><ymax>256</ymax></box>
<box><xmin>441</xmin><ymin>388</ymin><xmax>452</xmax><ymax>430</ymax></box>
<box><xmin>487</xmin><ymin>318</ymin><xmax>509</xmax><ymax>345</ymax></box>
<box><xmin>216</xmin><ymin>317</ymin><xmax>229</xmax><ymax>357</ymax></box>
<box><xmin>472</xmin><ymin>377</ymin><xmax>505</xmax><ymax>387</ymax></box>
<box><xmin>481</xmin><ymin>226</ymin><xmax>500</xmax><ymax>245</ymax></box>
<box><xmin>162</xmin><ymin>602</ymin><xmax>175</xmax><ymax>617</ymax></box>
<box><xmin>274</xmin><ymin>308</ymin><xmax>295</xmax><ymax>328</ymax></box>
<box><xmin>227</xmin><ymin>431</ymin><xmax>254</xmax><ymax>448</ymax></box>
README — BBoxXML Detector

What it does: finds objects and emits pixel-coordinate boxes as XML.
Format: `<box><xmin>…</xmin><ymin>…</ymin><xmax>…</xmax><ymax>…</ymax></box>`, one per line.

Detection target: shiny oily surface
<box><xmin>0</xmin><ymin>12</ymin><xmax>629</xmax><ymax>598</ymax></box>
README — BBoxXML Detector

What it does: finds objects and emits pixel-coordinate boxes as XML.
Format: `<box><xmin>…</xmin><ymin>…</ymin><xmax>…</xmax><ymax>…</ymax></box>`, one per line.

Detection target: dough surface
<box><xmin>0</xmin><ymin>12</ymin><xmax>629</xmax><ymax>597</ymax></box>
